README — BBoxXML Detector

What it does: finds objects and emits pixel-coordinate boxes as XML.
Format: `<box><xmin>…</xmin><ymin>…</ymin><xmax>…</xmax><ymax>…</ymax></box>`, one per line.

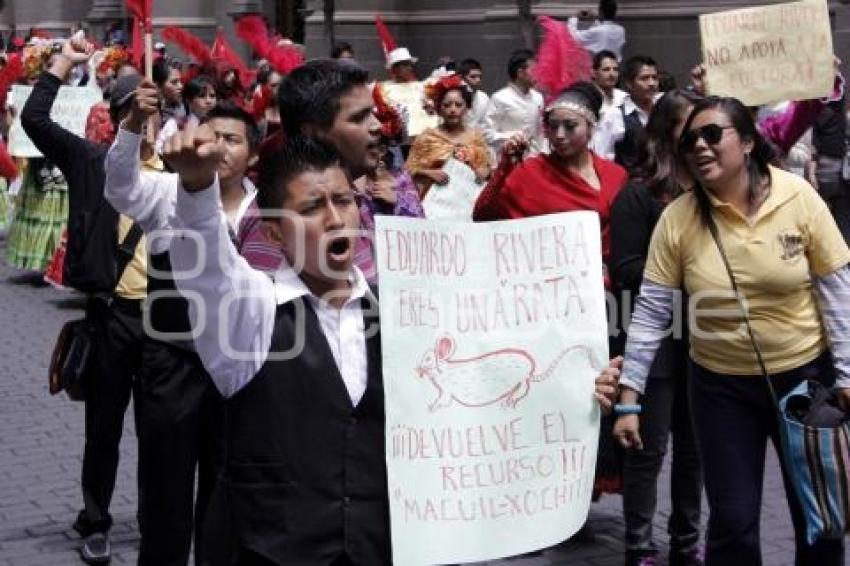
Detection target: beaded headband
<box><xmin>544</xmin><ymin>100</ymin><xmax>597</xmax><ymax>126</ymax></box>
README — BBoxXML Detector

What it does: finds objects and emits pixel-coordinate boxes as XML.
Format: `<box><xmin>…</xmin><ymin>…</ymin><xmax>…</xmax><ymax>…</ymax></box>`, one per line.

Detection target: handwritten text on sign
<box><xmin>376</xmin><ymin>213</ymin><xmax>607</xmax><ymax>565</ymax></box>
<box><xmin>9</xmin><ymin>85</ymin><xmax>102</xmax><ymax>157</ymax></box>
<box><xmin>699</xmin><ymin>0</ymin><xmax>833</xmax><ymax>106</ymax></box>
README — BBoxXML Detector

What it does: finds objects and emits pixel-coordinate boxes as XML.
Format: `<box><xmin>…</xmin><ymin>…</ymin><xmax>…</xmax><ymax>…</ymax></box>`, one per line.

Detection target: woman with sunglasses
<box><xmin>610</xmin><ymin>89</ymin><xmax>705</xmax><ymax>566</ymax></box>
<box><xmin>611</xmin><ymin>95</ymin><xmax>850</xmax><ymax>565</ymax></box>
<box><xmin>473</xmin><ymin>80</ymin><xmax>627</xmax><ymax>289</ymax></box>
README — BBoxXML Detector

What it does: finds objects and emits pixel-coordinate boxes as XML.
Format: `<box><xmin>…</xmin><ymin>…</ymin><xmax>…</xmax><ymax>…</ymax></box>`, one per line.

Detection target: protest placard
<box><xmin>8</xmin><ymin>85</ymin><xmax>102</xmax><ymax>157</ymax></box>
<box><xmin>375</xmin><ymin>212</ymin><xmax>608</xmax><ymax>564</ymax></box>
<box><xmin>421</xmin><ymin>158</ymin><xmax>485</xmax><ymax>222</ymax></box>
<box><xmin>699</xmin><ymin>0</ymin><xmax>833</xmax><ymax>106</ymax></box>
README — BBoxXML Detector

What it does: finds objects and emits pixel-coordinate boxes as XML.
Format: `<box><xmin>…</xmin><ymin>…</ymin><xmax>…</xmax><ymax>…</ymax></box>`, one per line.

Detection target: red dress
<box><xmin>473</xmin><ymin>151</ymin><xmax>628</xmax><ymax>288</ymax></box>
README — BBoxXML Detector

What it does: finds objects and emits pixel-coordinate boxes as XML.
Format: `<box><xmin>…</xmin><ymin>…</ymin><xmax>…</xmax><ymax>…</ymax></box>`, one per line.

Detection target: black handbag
<box><xmin>47</xmin><ymin>222</ymin><xmax>143</xmax><ymax>401</ymax></box>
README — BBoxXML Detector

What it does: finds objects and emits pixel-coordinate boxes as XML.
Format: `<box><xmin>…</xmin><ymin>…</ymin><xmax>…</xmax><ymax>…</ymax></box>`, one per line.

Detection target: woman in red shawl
<box><xmin>473</xmin><ymin>80</ymin><xmax>627</xmax><ymax>289</ymax></box>
<box><xmin>474</xmin><ymin>81</ymin><xmax>628</xmax><ymax>504</ymax></box>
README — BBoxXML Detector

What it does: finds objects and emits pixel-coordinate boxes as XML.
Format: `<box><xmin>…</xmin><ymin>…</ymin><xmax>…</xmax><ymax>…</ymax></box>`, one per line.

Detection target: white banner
<box><xmin>421</xmin><ymin>158</ymin><xmax>484</xmax><ymax>222</ymax></box>
<box><xmin>8</xmin><ymin>85</ymin><xmax>102</xmax><ymax>157</ymax></box>
<box><xmin>375</xmin><ymin>212</ymin><xmax>608</xmax><ymax>565</ymax></box>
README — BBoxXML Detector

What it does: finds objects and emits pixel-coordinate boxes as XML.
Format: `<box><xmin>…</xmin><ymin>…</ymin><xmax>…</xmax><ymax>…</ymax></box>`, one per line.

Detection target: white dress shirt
<box><xmin>567</xmin><ymin>18</ymin><xmax>626</xmax><ymax>60</ymax></box>
<box><xmin>482</xmin><ymin>83</ymin><xmax>546</xmax><ymax>157</ymax></box>
<box><xmin>168</xmin><ymin>178</ymin><xmax>373</xmax><ymax>402</ymax></box>
<box><xmin>466</xmin><ymin>89</ymin><xmax>490</xmax><ymax>130</ymax></box>
<box><xmin>591</xmin><ymin>87</ymin><xmax>627</xmax><ymax>160</ymax></box>
<box><xmin>105</xmin><ymin>127</ymin><xmax>257</xmax><ymax>254</ymax></box>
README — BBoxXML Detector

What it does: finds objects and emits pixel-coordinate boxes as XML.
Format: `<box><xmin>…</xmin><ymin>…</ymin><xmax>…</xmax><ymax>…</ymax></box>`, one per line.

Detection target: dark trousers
<box><xmin>135</xmin><ymin>338</ymin><xmax>222</xmax><ymax>566</ymax></box>
<box><xmin>75</xmin><ymin>297</ymin><xmax>144</xmax><ymax>536</ymax></box>
<box><xmin>623</xmin><ymin>372</ymin><xmax>702</xmax><ymax>553</ymax></box>
<box><xmin>689</xmin><ymin>353</ymin><xmax>845</xmax><ymax>566</ymax></box>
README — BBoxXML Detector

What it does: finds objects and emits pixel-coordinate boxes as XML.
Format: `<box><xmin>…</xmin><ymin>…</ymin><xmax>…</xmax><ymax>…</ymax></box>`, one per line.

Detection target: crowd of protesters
<box><xmin>0</xmin><ymin>0</ymin><xmax>848</xmax><ymax>565</ymax></box>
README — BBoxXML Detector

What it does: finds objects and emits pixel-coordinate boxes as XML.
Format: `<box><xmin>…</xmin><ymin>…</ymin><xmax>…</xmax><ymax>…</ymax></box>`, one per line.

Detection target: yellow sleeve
<box><xmin>802</xmin><ymin>185</ymin><xmax>850</xmax><ymax>276</ymax></box>
<box><xmin>643</xmin><ymin>204</ymin><xmax>684</xmax><ymax>287</ymax></box>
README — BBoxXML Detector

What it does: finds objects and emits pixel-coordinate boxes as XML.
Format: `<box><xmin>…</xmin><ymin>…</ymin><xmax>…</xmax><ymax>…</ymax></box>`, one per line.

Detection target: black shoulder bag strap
<box><xmin>114</xmin><ymin>222</ymin><xmax>144</xmax><ymax>285</ymax></box>
<box><xmin>706</xmin><ymin>212</ymin><xmax>782</xmax><ymax>413</ymax></box>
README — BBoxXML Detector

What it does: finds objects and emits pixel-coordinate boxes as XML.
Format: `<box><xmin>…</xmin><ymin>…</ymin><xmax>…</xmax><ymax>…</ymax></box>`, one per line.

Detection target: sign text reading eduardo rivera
<box><xmin>375</xmin><ymin>212</ymin><xmax>608</xmax><ymax>565</ymax></box>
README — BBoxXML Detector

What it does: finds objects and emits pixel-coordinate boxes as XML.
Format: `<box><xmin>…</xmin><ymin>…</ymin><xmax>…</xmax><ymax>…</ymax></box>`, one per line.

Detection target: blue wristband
<box><xmin>614</xmin><ymin>403</ymin><xmax>642</xmax><ymax>415</ymax></box>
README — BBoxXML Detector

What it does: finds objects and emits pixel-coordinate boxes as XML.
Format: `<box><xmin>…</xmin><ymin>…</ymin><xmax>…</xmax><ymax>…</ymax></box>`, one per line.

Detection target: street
<box><xmin>0</xmin><ymin>244</ymin><xmax>806</xmax><ymax>565</ymax></box>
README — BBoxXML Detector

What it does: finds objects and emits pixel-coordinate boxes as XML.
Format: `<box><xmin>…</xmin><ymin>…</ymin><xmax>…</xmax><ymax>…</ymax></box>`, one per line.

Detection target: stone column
<box><xmin>86</xmin><ymin>0</ymin><xmax>123</xmax><ymax>45</ymax></box>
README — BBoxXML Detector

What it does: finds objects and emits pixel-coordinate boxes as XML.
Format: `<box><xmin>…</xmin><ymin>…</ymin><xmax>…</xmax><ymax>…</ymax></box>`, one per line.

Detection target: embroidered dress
<box><xmin>0</xmin><ymin>178</ymin><xmax>10</xmax><ymax>232</ymax></box>
<box><xmin>5</xmin><ymin>160</ymin><xmax>68</xmax><ymax>271</ymax></box>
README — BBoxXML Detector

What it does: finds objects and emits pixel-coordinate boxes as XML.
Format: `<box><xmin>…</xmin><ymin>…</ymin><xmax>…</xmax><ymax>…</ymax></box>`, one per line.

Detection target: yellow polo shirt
<box><xmin>113</xmin><ymin>153</ymin><xmax>163</xmax><ymax>300</ymax></box>
<box><xmin>644</xmin><ymin>165</ymin><xmax>850</xmax><ymax>376</ymax></box>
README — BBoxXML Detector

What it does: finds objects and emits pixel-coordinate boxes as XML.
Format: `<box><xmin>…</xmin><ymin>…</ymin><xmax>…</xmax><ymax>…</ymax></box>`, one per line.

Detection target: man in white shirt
<box><xmin>591</xmin><ymin>49</ymin><xmax>627</xmax><ymax>160</ymax></box>
<box><xmin>459</xmin><ymin>58</ymin><xmax>490</xmax><ymax>130</ymax></box>
<box><xmin>103</xmin><ymin>96</ymin><xmax>262</xmax><ymax>565</ymax></box>
<box><xmin>164</xmin><ymin>132</ymin><xmax>390</xmax><ymax>564</ymax></box>
<box><xmin>482</xmin><ymin>48</ymin><xmax>546</xmax><ymax>156</ymax></box>
<box><xmin>614</xmin><ymin>55</ymin><xmax>661</xmax><ymax>169</ymax></box>
<box><xmin>163</xmin><ymin>127</ymin><xmax>622</xmax><ymax>566</ymax></box>
<box><xmin>567</xmin><ymin>0</ymin><xmax>626</xmax><ymax>60</ymax></box>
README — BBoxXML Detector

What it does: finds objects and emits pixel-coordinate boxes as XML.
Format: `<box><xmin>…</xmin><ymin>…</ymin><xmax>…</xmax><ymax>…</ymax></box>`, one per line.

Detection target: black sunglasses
<box><xmin>680</xmin><ymin>124</ymin><xmax>736</xmax><ymax>153</ymax></box>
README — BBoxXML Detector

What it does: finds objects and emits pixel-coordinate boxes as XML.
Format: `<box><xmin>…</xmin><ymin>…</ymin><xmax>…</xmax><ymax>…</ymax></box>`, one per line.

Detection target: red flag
<box><xmin>126</xmin><ymin>0</ymin><xmax>153</xmax><ymax>33</ymax></box>
<box><xmin>211</xmin><ymin>29</ymin><xmax>254</xmax><ymax>87</ymax></box>
<box><xmin>130</xmin><ymin>18</ymin><xmax>143</xmax><ymax>68</ymax></box>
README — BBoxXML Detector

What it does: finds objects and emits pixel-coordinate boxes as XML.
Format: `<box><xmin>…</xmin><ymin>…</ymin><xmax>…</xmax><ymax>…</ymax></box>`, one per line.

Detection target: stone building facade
<box><xmin>0</xmin><ymin>1</ymin><xmax>847</xmax><ymax>91</ymax></box>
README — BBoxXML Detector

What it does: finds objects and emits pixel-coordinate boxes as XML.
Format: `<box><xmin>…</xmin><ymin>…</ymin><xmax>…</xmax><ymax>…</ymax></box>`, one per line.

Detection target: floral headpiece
<box><xmin>424</xmin><ymin>72</ymin><xmax>467</xmax><ymax>104</ymax></box>
<box><xmin>97</xmin><ymin>45</ymin><xmax>130</xmax><ymax>75</ymax></box>
<box><xmin>23</xmin><ymin>43</ymin><xmax>52</xmax><ymax>79</ymax></box>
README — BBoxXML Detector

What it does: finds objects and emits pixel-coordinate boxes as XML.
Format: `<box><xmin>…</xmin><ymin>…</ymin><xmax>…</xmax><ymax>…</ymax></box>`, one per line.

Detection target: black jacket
<box><xmin>609</xmin><ymin>182</ymin><xmax>686</xmax><ymax>378</ymax></box>
<box><xmin>21</xmin><ymin>72</ymin><xmax>120</xmax><ymax>293</ymax></box>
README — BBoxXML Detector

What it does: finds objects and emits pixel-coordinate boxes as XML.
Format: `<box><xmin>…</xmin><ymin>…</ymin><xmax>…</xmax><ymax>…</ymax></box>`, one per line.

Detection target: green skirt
<box><xmin>5</xmin><ymin>166</ymin><xmax>68</xmax><ymax>271</ymax></box>
<box><xmin>0</xmin><ymin>178</ymin><xmax>9</xmax><ymax>232</ymax></box>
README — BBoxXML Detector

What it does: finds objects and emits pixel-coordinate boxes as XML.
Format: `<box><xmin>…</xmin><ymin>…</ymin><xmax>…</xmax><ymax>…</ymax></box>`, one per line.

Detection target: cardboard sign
<box><xmin>375</xmin><ymin>212</ymin><xmax>607</xmax><ymax>565</ymax></box>
<box><xmin>699</xmin><ymin>0</ymin><xmax>834</xmax><ymax>106</ymax></box>
<box><xmin>421</xmin><ymin>158</ymin><xmax>485</xmax><ymax>222</ymax></box>
<box><xmin>8</xmin><ymin>85</ymin><xmax>102</xmax><ymax>157</ymax></box>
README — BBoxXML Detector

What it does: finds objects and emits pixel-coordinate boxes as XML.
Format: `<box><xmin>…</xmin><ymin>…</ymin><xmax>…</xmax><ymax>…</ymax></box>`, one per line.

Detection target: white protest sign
<box><xmin>421</xmin><ymin>158</ymin><xmax>485</xmax><ymax>222</ymax></box>
<box><xmin>8</xmin><ymin>85</ymin><xmax>102</xmax><ymax>157</ymax></box>
<box><xmin>376</xmin><ymin>212</ymin><xmax>607</xmax><ymax>565</ymax></box>
<box><xmin>699</xmin><ymin>0</ymin><xmax>834</xmax><ymax>106</ymax></box>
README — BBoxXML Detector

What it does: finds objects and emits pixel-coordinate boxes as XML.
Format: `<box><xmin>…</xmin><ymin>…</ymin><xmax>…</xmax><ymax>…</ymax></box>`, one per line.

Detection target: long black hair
<box><xmin>637</xmin><ymin>88</ymin><xmax>703</xmax><ymax>201</ymax></box>
<box><xmin>677</xmin><ymin>96</ymin><xmax>775</xmax><ymax>226</ymax></box>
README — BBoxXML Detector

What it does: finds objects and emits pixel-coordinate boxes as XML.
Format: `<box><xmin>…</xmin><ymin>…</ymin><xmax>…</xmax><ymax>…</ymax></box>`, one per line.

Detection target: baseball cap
<box><xmin>109</xmin><ymin>73</ymin><xmax>142</xmax><ymax>110</ymax></box>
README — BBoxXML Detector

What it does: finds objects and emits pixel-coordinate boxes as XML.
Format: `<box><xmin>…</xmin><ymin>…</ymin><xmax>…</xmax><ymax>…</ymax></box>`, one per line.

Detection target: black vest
<box><xmin>614</xmin><ymin>106</ymin><xmax>646</xmax><ymax>170</ymax></box>
<box><xmin>145</xmin><ymin>251</ymin><xmax>193</xmax><ymax>339</ymax></box>
<box><xmin>216</xmin><ymin>295</ymin><xmax>390</xmax><ymax>565</ymax></box>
